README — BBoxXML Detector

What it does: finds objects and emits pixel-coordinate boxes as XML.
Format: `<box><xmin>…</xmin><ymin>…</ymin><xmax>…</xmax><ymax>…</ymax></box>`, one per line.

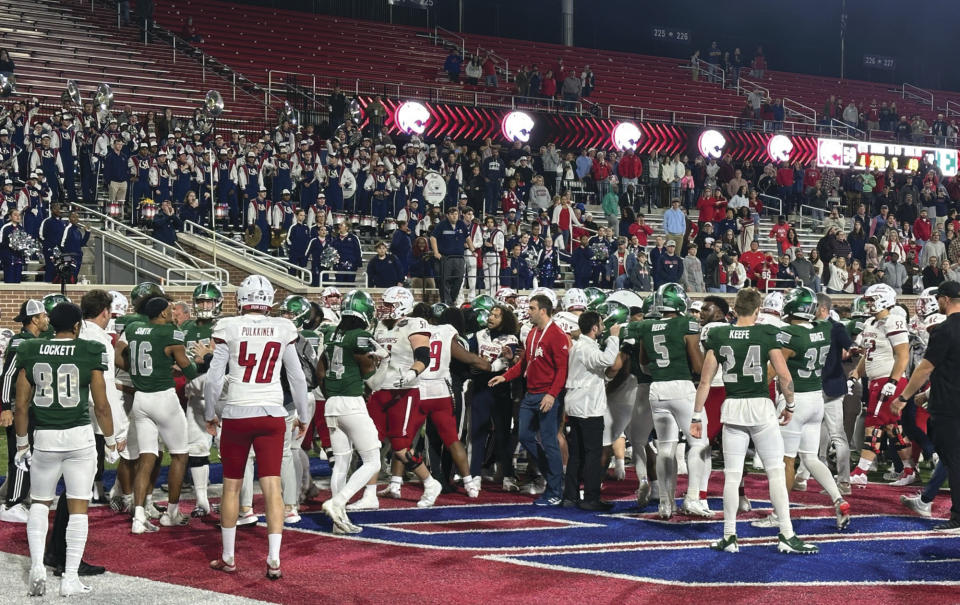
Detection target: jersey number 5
<box><xmin>239</xmin><ymin>341</ymin><xmax>281</xmax><ymax>383</ymax></box>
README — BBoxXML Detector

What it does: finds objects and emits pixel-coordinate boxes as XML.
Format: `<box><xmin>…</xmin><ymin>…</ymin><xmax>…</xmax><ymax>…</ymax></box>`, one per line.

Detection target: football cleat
<box><xmin>191</xmin><ymin>504</ymin><xmax>210</xmax><ymax>518</ymax></box>
<box><xmin>738</xmin><ymin>495</ymin><xmax>752</xmax><ymax>513</ymax></box>
<box><xmin>143</xmin><ymin>501</ymin><xmax>163</xmax><ymax>520</ymax></box>
<box><xmin>28</xmin><ymin>566</ymin><xmax>46</xmax><ymax>596</ymax></box>
<box><xmin>266</xmin><ymin>560</ymin><xmax>282</xmax><ymax>581</ymax></box>
<box><xmin>331</xmin><ymin>520</ymin><xmax>363</xmax><ymax>534</ymax></box>
<box><xmin>710</xmin><ymin>535</ymin><xmax>739</xmax><ymax>553</ymax></box>
<box><xmin>792</xmin><ymin>479</ymin><xmax>808</xmax><ymax>492</ymax></box>
<box><xmin>131</xmin><ymin>518</ymin><xmax>159</xmax><ymax>534</ymax></box>
<box><xmin>891</xmin><ymin>469</ymin><xmax>918</xmax><ymax>486</ymax></box>
<box><xmin>236</xmin><ymin>510</ymin><xmax>259</xmax><ymax>526</ymax></box>
<box><xmin>417</xmin><ymin>480</ymin><xmax>442</xmax><ymax>508</ymax></box>
<box><xmin>209</xmin><ymin>558</ymin><xmax>237</xmax><ymax>574</ymax></box>
<box><xmin>751</xmin><ymin>513</ymin><xmax>780</xmax><ymax>528</ymax></box>
<box><xmin>657</xmin><ymin>499</ymin><xmax>674</xmax><ymax>520</ymax></box>
<box><xmin>159</xmin><ymin>511</ymin><xmax>190</xmax><ymax>527</ymax></box>
<box><xmin>849</xmin><ymin>473</ymin><xmax>868</xmax><ymax>486</ymax></box>
<box><xmin>345</xmin><ymin>494</ymin><xmax>379</xmax><ymax>511</ymax></box>
<box><xmin>501</xmin><ymin>477</ymin><xmax>520</xmax><ymax>493</ymax></box>
<box><xmin>681</xmin><ymin>498</ymin><xmax>715</xmax><ymax>518</ymax></box>
<box><xmin>837</xmin><ymin>481</ymin><xmax>852</xmax><ymax>496</ymax></box>
<box><xmin>284</xmin><ymin>510</ymin><xmax>302</xmax><ymax>524</ymax></box>
<box><xmin>636</xmin><ymin>478</ymin><xmax>652</xmax><ymax>508</ymax></box>
<box><xmin>777</xmin><ymin>533</ymin><xmax>819</xmax><ymax>554</ymax></box>
<box><xmin>900</xmin><ymin>493</ymin><xmax>932</xmax><ymax>518</ymax></box>
<box><xmin>322</xmin><ymin>500</ymin><xmax>357</xmax><ymax>534</ymax></box>
<box><xmin>882</xmin><ymin>468</ymin><xmax>901</xmax><ymax>481</ymax></box>
<box><xmin>465</xmin><ymin>477</ymin><xmax>481</xmax><ymax>498</ymax></box>
<box><xmin>835</xmin><ymin>499</ymin><xmax>852</xmax><ymax>530</ymax></box>
<box><xmin>378</xmin><ymin>483</ymin><xmax>402</xmax><ymax>499</ymax></box>
<box><xmin>109</xmin><ymin>495</ymin><xmax>131</xmax><ymax>514</ymax></box>
<box><xmin>59</xmin><ymin>576</ymin><xmax>92</xmax><ymax>597</ymax></box>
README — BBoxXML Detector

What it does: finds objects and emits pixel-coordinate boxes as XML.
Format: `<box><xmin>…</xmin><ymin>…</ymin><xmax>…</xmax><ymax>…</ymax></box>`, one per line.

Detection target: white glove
<box><xmin>880</xmin><ymin>380</ymin><xmax>898</xmax><ymax>399</ymax></box>
<box><xmin>393</xmin><ymin>369</ymin><xmax>417</xmax><ymax>389</ymax></box>
<box><xmin>369</xmin><ymin>340</ymin><xmax>391</xmax><ymax>361</ymax></box>
<box><xmin>104</xmin><ymin>445</ymin><xmax>119</xmax><ymax>465</ymax></box>
<box><xmin>14</xmin><ymin>447</ymin><xmax>31</xmax><ymax>472</ymax></box>
<box><xmin>846</xmin><ymin>379</ymin><xmax>856</xmax><ymax>396</ymax></box>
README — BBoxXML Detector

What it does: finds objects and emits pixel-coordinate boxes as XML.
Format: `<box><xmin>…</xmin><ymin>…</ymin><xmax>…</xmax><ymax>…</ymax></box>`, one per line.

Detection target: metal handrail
<box><xmin>798</xmin><ymin>203</ymin><xmax>828</xmax><ymax>231</ymax></box>
<box><xmin>181</xmin><ymin>220</ymin><xmax>311</xmax><ymax>284</ymax></box>
<box><xmin>945</xmin><ymin>100</ymin><xmax>960</xmax><ymax>119</ymax></box>
<box><xmin>783</xmin><ymin>97</ymin><xmax>817</xmax><ymax>124</ymax></box>
<box><xmin>435</xmin><ymin>26</ymin><xmax>465</xmax><ymax>58</ymax></box>
<box><xmin>902</xmin><ymin>83</ymin><xmax>933</xmax><ymax>109</ymax></box>
<box><xmin>737</xmin><ymin>75</ymin><xmax>768</xmax><ymax>100</ymax></box>
<box><xmin>758</xmin><ymin>194</ymin><xmax>782</xmax><ymax>218</ymax></box>
<box><xmin>829</xmin><ymin>118</ymin><xmax>865</xmax><ymax>140</ymax></box>
<box><xmin>97</xmin><ymin>237</ymin><xmax>166</xmax><ymax>284</ymax></box>
<box><xmin>73</xmin><ymin>203</ymin><xmax>229</xmax><ymax>284</ymax></box>
<box><xmin>268</xmin><ymin>69</ymin><xmax>317</xmax><ymax>102</ymax></box>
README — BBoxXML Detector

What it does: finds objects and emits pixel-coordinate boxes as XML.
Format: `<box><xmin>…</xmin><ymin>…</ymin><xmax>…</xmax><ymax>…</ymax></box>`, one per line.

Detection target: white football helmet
<box><xmin>494</xmin><ymin>286</ymin><xmax>518</xmax><ymax>308</ymax></box>
<box><xmin>863</xmin><ymin>283</ymin><xmax>897</xmax><ymax>314</ymax></box>
<box><xmin>237</xmin><ymin>274</ymin><xmax>275</xmax><ymax>311</ymax></box>
<box><xmin>562</xmin><ymin>288</ymin><xmax>588</xmax><ymax>312</ymax></box>
<box><xmin>321</xmin><ymin>286</ymin><xmax>342</xmax><ymax>311</ymax></box>
<box><xmin>761</xmin><ymin>291</ymin><xmax>784</xmax><ymax>316</ymax></box>
<box><xmin>530</xmin><ymin>286</ymin><xmax>558</xmax><ymax>311</ymax></box>
<box><xmin>915</xmin><ymin>287</ymin><xmax>940</xmax><ymax>319</ymax></box>
<box><xmin>607</xmin><ymin>289</ymin><xmax>645</xmax><ymax>311</ymax></box>
<box><xmin>108</xmin><ymin>290</ymin><xmax>129</xmax><ymax>317</ymax></box>
<box><xmin>514</xmin><ymin>295</ymin><xmax>530</xmax><ymax>322</ymax></box>
<box><xmin>689</xmin><ymin>300</ymin><xmax>703</xmax><ymax>314</ymax></box>
<box><xmin>378</xmin><ymin>286</ymin><xmax>414</xmax><ymax>319</ymax></box>
<box><xmin>0</xmin><ymin>328</ymin><xmax>14</xmax><ymax>359</ymax></box>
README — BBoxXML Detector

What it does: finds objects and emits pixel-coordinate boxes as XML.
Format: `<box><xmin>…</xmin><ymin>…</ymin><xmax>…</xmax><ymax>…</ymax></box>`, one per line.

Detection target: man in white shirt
<box><xmin>562</xmin><ymin>312</ymin><xmax>621</xmax><ymax>510</ymax></box>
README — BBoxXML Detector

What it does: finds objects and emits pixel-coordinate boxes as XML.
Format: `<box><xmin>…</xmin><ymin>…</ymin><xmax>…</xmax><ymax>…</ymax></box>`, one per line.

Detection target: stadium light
<box><xmin>501</xmin><ymin>111</ymin><xmax>534</xmax><ymax>142</ymax></box>
<box><xmin>395</xmin><ymin>101</ymin><xmax>430</xmax><ymax>135</ymax></box>
<box><xmin>611</xmin><ymin>121</ymin><xmax>642</xmax><ymax>151</ymax></box>
<box><xmin>767</xmin><ymin>134</ymin><xmax>793</xmax><ymax>163</ymax></box>
<box><xmin>698</xmin><ymin>129</ymin><xmax>726</xmax><ymax>159</ymax></box>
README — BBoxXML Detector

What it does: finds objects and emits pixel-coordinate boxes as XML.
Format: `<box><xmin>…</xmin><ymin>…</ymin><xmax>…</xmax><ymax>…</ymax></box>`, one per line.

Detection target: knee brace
<box><xmin>188</xmin><ymin>455</ymin><xmax>209</xmax><ymax>468</ymax></box>
<box><xmin>394</xmin><ymin>450</ymin><xmax>424</xmax><ymax>472</ymax></box>
<box><xmin>869</xmin><ymin>427</ymin><xmax>884</xmax><ymax>455</ymax></box>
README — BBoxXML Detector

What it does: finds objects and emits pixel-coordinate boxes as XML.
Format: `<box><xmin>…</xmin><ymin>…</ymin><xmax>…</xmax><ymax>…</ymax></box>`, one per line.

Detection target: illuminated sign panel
<box><xmin>816</xmin><ymin>137</ymin><xmax>958</xmax><ymax>177</ymax></box>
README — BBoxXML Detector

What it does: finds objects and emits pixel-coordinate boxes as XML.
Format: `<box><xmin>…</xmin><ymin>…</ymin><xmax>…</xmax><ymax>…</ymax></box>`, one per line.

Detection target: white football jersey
<box><xmin>419</xmin><ymin>324</ymin><xmax>458</xmax><ymax>399</ymax></box>
<box><xmin>213</xmin><ymin>315</ymin><xmax>299</xmax><ymax>407</ymax></box>
<box><xmin>476</xmin><ymin>328</ymin><xmax>519</xmax><ymax>363</ymax></box>
<box><xmin>859</xmin><ymin>314</ymin><xmax>909</xmax><ymax>380</ymax></box>
<box><xmin>756</xmin><ymin>312</ymin><xmax>786</xmax><ymax>328</ymax></box>
<box><xmin>909</xmin><ymin>313</ymin><xmax>945</xmax><ymax>370</ymax></box>
<box><xmin>380</xmin><ymin>316</ymin><xmax>431</xmax><ymax>390</ymax></box>
<box><xmin>519</xmin><ymin>319</ymin><xmax>534</xmax><ymax>342</ymax></box>
<box><xmin>554</xmin><ymin>311</ymin><xmax>581</xmax><ymax>335</ymax></box>
<box><xmin>700</xmin><ymin>321</ymin><xmax>728</xmax><ymax>387</ymax></box>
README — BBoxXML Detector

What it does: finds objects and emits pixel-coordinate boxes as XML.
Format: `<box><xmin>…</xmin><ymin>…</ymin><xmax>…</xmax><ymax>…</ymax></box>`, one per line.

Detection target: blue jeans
<box><xmin>707</xmin><ymin>286</ymin><xmax>726</xmax><ymax>293</ymax></box>
<box><xmin>518</xmin><ymin>391</ymin><xmax>563</xmax><ymax>500</ymax></box>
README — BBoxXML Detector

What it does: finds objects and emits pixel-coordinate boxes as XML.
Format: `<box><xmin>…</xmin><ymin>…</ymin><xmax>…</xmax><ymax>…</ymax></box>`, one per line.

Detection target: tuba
<box><xmin>65</xmin><ymin>80</ymin><xmax>82</xmax><ymax>108</ymax></box>
<box><xmin>0</xmin><ymin>73</ymin><xmax>15</xmax><ymax>97</ymax></box>
<box><xmin>93</xmin><ymin>82</ymin><xmax>113</xmax><ymax>112</ymax></box>
<box><xmin>196</xmin><ymin>90</ymin><xmax>223</xmax><ymax>134</ymax></box>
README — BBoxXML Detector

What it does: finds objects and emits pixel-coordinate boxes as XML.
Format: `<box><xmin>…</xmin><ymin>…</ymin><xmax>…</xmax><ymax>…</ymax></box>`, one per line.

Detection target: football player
<box><xmin>14</xmin><ymin>302</ymin><xmax>118</xmax><ymax>596</ymax></box>
<box><xmin>619</xmin><ymin>295</ymin><xmax>658</xmax><ymax>507</ymax></box>
<box><xmin>756</xmin><ymin>291</ymin><xmax>786</xmax><ymax>327</ymax></box>
<box><xmin>204</xmin><ymin>275</ymin><xmax>312</xmax><ymax>580</ymax></box>
<box><xmin>116</xmin><ymin>297</ymin><xmax>202</xmax><ymax>533</ymax></box>
<box><xmin>693</xmin><ymin>288</ymin><xmax>819</xmax><ymax>554</ymax></box>
<box><xmin>634</xmin><ymin>283</ymin><xmax>709</xmax><ymax>518</ymax></box>
<box><xmin>181</xmin><ymin>282</ymin><xmax>222</xmax><ymax>517</ymax></box>
<box><xmin>752</xmin><ymin>287</ymin><xmax>851</xmax><ymax>531</ymax></box>
<box><xmin>848</xmin><ymin>283</ymin><xmax>912</xmax><ymax>486</ymax></box>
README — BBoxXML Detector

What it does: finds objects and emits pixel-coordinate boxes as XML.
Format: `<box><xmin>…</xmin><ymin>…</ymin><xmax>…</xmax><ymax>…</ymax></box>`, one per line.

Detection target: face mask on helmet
<box><xmin>562</xmin><ymin>288</ymin><xmax>588</xmax><ymax>312</ymax></box>
<box><xmin>378</xmin><ymin>287</ymin><xmax>413</xmax><ymax>320</ymax></box>
<box><xmin>108</xmin><ymin>291</ymin><xmax>129</xmax><ymax>317</ymax></box>
<box><xmin>915</xmin><ymin>287</ymin><xmax>940</xmax><ymax>319</ymax></box>
<box><xmin>192</xmin><ymin>282</ymin><xmax>223</xmax><ymax>320</ymax></box>
<box><xmin>495</xmin><ymin>287</ymin><xmax>518</xmax><ymax>308</ymax></box>
<box><xmin>863</xmin><ymin>285</ymin><xmax>895</xmax><ymax>314</ymax></box>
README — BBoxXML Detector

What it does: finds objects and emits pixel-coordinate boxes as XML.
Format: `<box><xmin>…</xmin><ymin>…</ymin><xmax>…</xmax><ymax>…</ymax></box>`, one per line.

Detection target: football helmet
<box><xmin>130</xmin><ymin>282</ymin><xmax>165</xmax><ymax>306</ymax></box>
<box><xmin>761</xmin><ymin>291</ymin><xmax>785</xmax><ymax>316</ymax></box>
<box><xmin>378</xmin><ymin>286</ymin><xmax>414</xmax><ymax>319</ymax></box>
<box><xmin>850</xmin><ymin>295</ymin><xmax>870</xmax><ymax>318</ymax></box>
<box><xmin>321</xmin><ymin>286</ymin><xmax>342</xmax><ymax>311</ymax></box>
<box><xmin>514</xmin><ymin>295</ymin><xmax>530</xmax><ymax>322</ymax></box>
<box><xmin>494</xmin><ymin>287</ymin><xmax>518</xmax><ymax>308</ymax></box>
<box><xmin>915</xmin><ymin>287</ymin><xmax>940</xmax><ymax>320</ymax></box>
<box><xmin>472</xmin><ymin>308</ymin><xmax>490</xmax><ymax>333</ymax></box>
<box><xmin>583</xmin><ymin>287</ymin><xmax>606</xmax><ymax>309</ymax></box>
<box><xmin>654</xmin><ymin>282</ymin><xmax>689</xmax><ymax>314</ymax></box>
<box><xmin>782</xmin><ymin>286</ymin><xmax>818</xmax><ymax>321</ymax></box>
<box><xmin>279</xmin><ymin>295</ymin><xmax>312</xmax><ymax>328</ymax></box>
<box><xmin>237</xmin><ymin>274</ymin><xmax>275</xmax><ymax>311</ymax></box>
<box><xmin>641</xmin><ymin>294</ymin><xmax>661</xmax><ymax>319</ymax></box>
<box><xmin>431</xmin><ymin>302</ymin><xmax>450</xmax><ymax>320</ymax></box>
<box><xmin>471</xmin><ymin>294</ymin><xmax>496</xmax><ymax>313</ymax></box>
<box><xmin>863</xmin><ymin>283</ymin><xmax>897</xmax><ymax>314</ymax></box>
<box><xmin>529</xmin><ymin>286</ymin><xmax>558</xmax><ymax>310</ymax></box>
<box><xmin>606</xmin><ymin>289</ymin><xmax>645</xmax><ymax>312</ymax></box>
<box><xmin>192</xmin><ymin>281</ymin><xmax>223</xmax><ymax>319</ymax></box>
<box><xmin>562</xmin><ymin>288</ymin><xmax>588</xmax><ymax>312</ymax></box>
<box><xmin>42</xmin><ymin>293</ymin><xmax>71</xmax><ymax>314</ymax></box>
<box><xmin>341</xmin><ymin>290</ymin><xmax>376</xmax><ymax>328</ymax></box>
<box><xmin>600</xmin><ymin>300</ymin><xmax>629</xmax><ymax>332</ymax></box>
<box><xmin>108</xmin><ymin>291</ymin><xmax>129</xmax><ymax>318</ymax></box>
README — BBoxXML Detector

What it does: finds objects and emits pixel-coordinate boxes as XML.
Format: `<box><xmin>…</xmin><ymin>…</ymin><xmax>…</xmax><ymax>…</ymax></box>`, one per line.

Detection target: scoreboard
<box><xmin>816</xmin><ymin>137</ymin><xmax>958</xmax><ymax>177</ymax></box>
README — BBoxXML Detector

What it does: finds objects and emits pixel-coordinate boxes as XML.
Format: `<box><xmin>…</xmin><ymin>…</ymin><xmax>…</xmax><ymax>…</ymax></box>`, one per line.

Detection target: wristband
<box><xmin>16</xmin><ymin>434</ymin><xmax>28</xmax><ymax>448</ymax></box>
<box><xmin>691</xmin><ymin>417</ymin><xmax>702</xmax><ymax>424</ymax></box>
<box><xmin>785</xmin><ymin>402</ymin><xmax>796</xmax><ymax>412</ymax></box>
<box><xmin>886</xmin><ymin>377</ymin><xmax>898</xmax><ymax>385</ymax></box>
<box><xmin>104</xmin><ymin>435</ymin><xmax>116</xmax><ymax>447</ymax></box>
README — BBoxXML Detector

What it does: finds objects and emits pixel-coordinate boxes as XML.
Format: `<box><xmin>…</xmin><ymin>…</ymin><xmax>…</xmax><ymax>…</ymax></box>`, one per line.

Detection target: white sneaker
<box><xmin>849</xmin><ymin>473</ymin><xmax>868</xmax><ymax>486</ymax></box>
<box><xmin>891</xmin><ymin>470</ymin><xmax>918</xmax><ymax>486</ymax></box>
<box><xmin>143</xmin><ymin>501</ymin><xmax>162</xmax><ymax>520</ymax></box>
<box><xmin>465</xmin><ymin>477</ymin><xmax>481</xmax><ymax>498</ymax></box>
<box><xmin>501</xmin><ymin>477</ymin><xmax>520</xmax><ymax>492</ymax></box>
<box><xmin>378</xmin><ymin>483</ymin><xmax>402</xmax><ymax>499</ymax></box>
<box><xmin>681</xmin><ymin>498</ymin><xmax>714</xmax><ymax>518</ymax></box>
<box><xmin>28</xmin><ymin>565</ymin><xmax>46</xmax><ymax>596</ymax></box>
<box><xmin>346</xmin><ymin>494</ymin><xmax>380</xmax><ymax>511</ymax></box>
<box><xmin>284</xmin><ymin>510</ymin><xmax>302</xmax><ymax>524</ymax></box>
<box><xmin>417</xmin><ymin>480</ymin><xmax>442</xmax><ymax>508</ymax></box>
<box><xmin>0</xmin><ymin>502</ymin><xmax>29</xmax><ymax>523</ymax></box>
<box><xmin>159</xmin><ymin>511</ymin><xmax>189</xmax><ymax>527</ymax></box>
<box><xmin>59</xmin><ymin>576</ymin><xmax>91</xmax><ymax>597</ymax></box>
<box><xmin>901</xmin><ymin>493</ymin><xmax>932</xmax><ymax>518</ymax></box>
<box><xmin>738</xmin><ymin>495</ymin><xmax>752</xmax><ymax>513</ymax></box>
<box><xmin>750</xmin><ymin>513</ymin><xmax>780</xmax><ymax>528</ymax></box>
<box><xmin>236</xmin><ymin>510</ymin><xmax>259</xmax><ymax>526</ymax></box>
<box><xmin>322</xmin><ymin>499</ymin><xmax>356</xmax><ymax>534</ymax></box>
<box><xmin>131</xmin><ymin>517</ymin><xmax>159</xmax><ymax>534</ymax></box>
<box><xmin>793</xmin><ymin>479</ymin><xmax>808</xmax><ymax>491</ymax></box>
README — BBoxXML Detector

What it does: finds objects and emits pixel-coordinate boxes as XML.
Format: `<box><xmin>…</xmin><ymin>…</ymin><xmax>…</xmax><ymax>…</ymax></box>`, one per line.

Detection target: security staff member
<box><xmin>895</xmin><ymin>280</ymin><xmax>960</xmax><ymax>532</ymax></box>
<box><xmin>430</xmin><ymin>206</ymin><xmax>473</xmax><ymax>306</ymax></box>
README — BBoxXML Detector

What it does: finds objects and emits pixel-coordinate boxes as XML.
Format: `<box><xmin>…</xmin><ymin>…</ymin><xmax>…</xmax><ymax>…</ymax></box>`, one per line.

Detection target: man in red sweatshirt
<box><xmin>776</xmin><ymin>162</ymin><xmax>795</xmax><ymax>215</ymax></box>
<box><xmin>490</xmin><ymin>294</ymin><xmax>569</xmax><ymax>505</ymax></box>
<box><xmin>617</xmin><ymin>149</ymin><xmax>643</xmax><ymax>190</ymax></box>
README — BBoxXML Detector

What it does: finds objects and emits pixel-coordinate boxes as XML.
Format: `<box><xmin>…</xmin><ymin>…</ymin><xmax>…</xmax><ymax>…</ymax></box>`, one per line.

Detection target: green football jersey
<box><xmin>621</xmin><ymin>321</ymin><xmax>652</xmax><ymax>384</ymax></box>
<box><xmin>779</xmin><ymin>321</ymin><xmax>833</xmax><ymax>393</ymax></box>
<box><xmin>17</xmin><ymin>338</ymin><xmax>108</xmax><ymax>431</ymax></box>
<box><xmin>124</xmin><ymin>321</ymin><xmax>185</xmax><ymax>392</ymax></box>
<box><xmin>704</xmin><ymin>323</ymin><xmax>784</xmax><ymax>399</ymax></box>
<box><xmin>844</xmin><ymin>318</ymin><xmax>865</xmax><ymax>339</ymax></box>
<box><xmin>637</xmin><ymin>315</ymin><xmax>700</xmax><ymax>382</ymax></box>
<box><xmin>323</xmin><ymin>328</ymin><xmax>374</xmax><ymax>398</ymax></box>
<box><xmin>182</xmin><ymin>319</ymin><xmax>214</xmax><ymax>353</ymax></box>
<box><xmin>115</xmin><ymin>312</ymin><xmax>148</xmax><ymax>337</ymax></box>
<box><xmin>300</xmin><ymin>328</ymin><xmax>321</xmax><ymax>358</ymax></box>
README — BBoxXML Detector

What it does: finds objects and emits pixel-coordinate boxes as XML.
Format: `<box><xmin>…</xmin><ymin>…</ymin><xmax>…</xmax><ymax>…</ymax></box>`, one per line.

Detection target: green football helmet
<box><xmin>653</xmin><ymin>282</ymin><xmax>689</xmax><ymax>314</ymax></box>
<box><xmin>783</xmin><ymin>286</ymin><xmax>818</xmax><ymax>321</ymax></box>
<box><xmin>279</xmin><ymin>295</ymin><xmax>313</xmax><ymax>328</ymax></box>
<box><xmin>431</xmin><ymin>302</ymin><xmax>451</xmax><ymax>320</ymax></box>
<box><xmin>600</xmin><ymin>300</ymin><xmax>629</xmax><ymax>333</ymax></box>
<box><xmin>471</xmin><ymin>295</ymin><xmax>496</xmax><ymax>313</ymax></box>
<box><xmin>130</xmin><ymin>281</ymin><xmax>165</xmax><ymax>306</ymax></box>
<box><xmin>192</xmin><ymin>281</ymin><xmax>223</xmax><ymax>319</ymax></box>
<box><xmin>472</xmin><ymin>308</ymin><xmax>490</xmax><ymax>333</ymax></box>
<box><xmin>41</xmin><ymin>293</ymin><xmax>71</xmax><ymax>314</ymax></box>
<box><xmin>850</xmin><ymin>296</ymin><xmax>870</xmax><ymax>318</ymax></box>
<box><xmin>640</xmin><ymin>294</ymin><xmax>660</xmax><ymax>319</ymax></box>
<box><xmin>340</xmin><ymin>290</ymin><xmax>376</xmax><ymax>328</ymax></box>
<box><xmin>584</xmin><ymin>287</ymin><xmax>607</xmax><ymax>310</ymax></box>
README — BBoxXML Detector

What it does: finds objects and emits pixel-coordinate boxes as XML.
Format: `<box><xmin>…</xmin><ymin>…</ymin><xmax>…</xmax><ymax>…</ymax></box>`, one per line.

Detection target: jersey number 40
<box><xmin>239</xmin><ymin>341</ymin><xmax>280</xmax><ymax>384</ymax></box>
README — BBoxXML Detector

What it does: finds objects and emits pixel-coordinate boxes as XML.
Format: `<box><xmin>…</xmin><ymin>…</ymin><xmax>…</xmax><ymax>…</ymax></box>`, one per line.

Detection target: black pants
<box><xmin>929</xmin><ymin>414</ymin><xmax>960</xmax><ymax>521</ymax></box>
<box><xmin>5</xmin><ymin>424</ymin><xmax>30</xmax><ymax>505</ymax></box>
<box><xmin>470</xmin><ymin>385</ymin><xmax>516</xmax><ymax>477</ymax></box>
<box><xmin>439</xmin><ymin>256</ymin><xmax>465</xmax><ymax>306</ymax></box>
<box><xmin>563</xmin><ymin>416</ymin><xmax>604</xmax><ymax>503</ymax></box>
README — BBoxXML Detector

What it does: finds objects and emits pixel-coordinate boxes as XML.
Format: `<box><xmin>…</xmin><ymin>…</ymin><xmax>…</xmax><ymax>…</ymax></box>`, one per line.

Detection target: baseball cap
<box><xmin>258</xmin><ymin>185</ymin><xmax>267</xmax><ymax>192</ymax></box>
<box><xmin>139</xmin><ymin>142</ymin><xmax>148</xmax><ymax>148</ymax></box>
<box><xmin>936</xmin><ymin>280</ymin><xmax>960</xmax><ymax>299</ymax></box>
<box><xmin>41</xmin><ymin>133</ymin><xmax>50</xmax><ymax>139</ymax></box>
<box><xmin>14</xmin><ymin>299</ymin><xmax>45</xmax><ymax>323</ymax></box>
<box><xmin>3</xmin><ymin>179</ymin><xmax>11</xmax><ymax>185</ymax></box>
<box><xmin>317</xmin><ymin>192</ymin><xmax>326</xmax><ymax>199</ymax></box>
<box><xmin>246</xmin><ymin>151</ymin><xmax>256</xmax><ymax>158</ymax></box>
<box><xmin>0</xmin><ymin>129</ymin><xmax>7</xmax><ymax>135</ymax></box>
<box><xmin>690</xmin><ymin>301</ymin><xmax>703</xmax><ymax>313</ymax></box>
<box><xmin>158</xmin><ymin>150</ymin><xmax>167</xmax><ymax>156</ymax></box>
<box><xmin>459</xmin><ymin>193</ymin><xmax>468</xmax><ymax>199</ymax></box>
<box><xmin>666</xmin><ymin>239</ymin><xmax>677</xmax><ymax>247</ymax></box>
<box><xmin>282</xmin><ymin>189</ymin><xmax>291</xmax><ymax>195</ymax></box>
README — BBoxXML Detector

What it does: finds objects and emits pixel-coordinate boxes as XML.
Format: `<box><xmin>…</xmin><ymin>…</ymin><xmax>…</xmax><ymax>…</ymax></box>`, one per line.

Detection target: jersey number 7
<box><xmin>238</xmin><ymin>341</ymin><xmax>281</xmax><ymax>384</ymax></box>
